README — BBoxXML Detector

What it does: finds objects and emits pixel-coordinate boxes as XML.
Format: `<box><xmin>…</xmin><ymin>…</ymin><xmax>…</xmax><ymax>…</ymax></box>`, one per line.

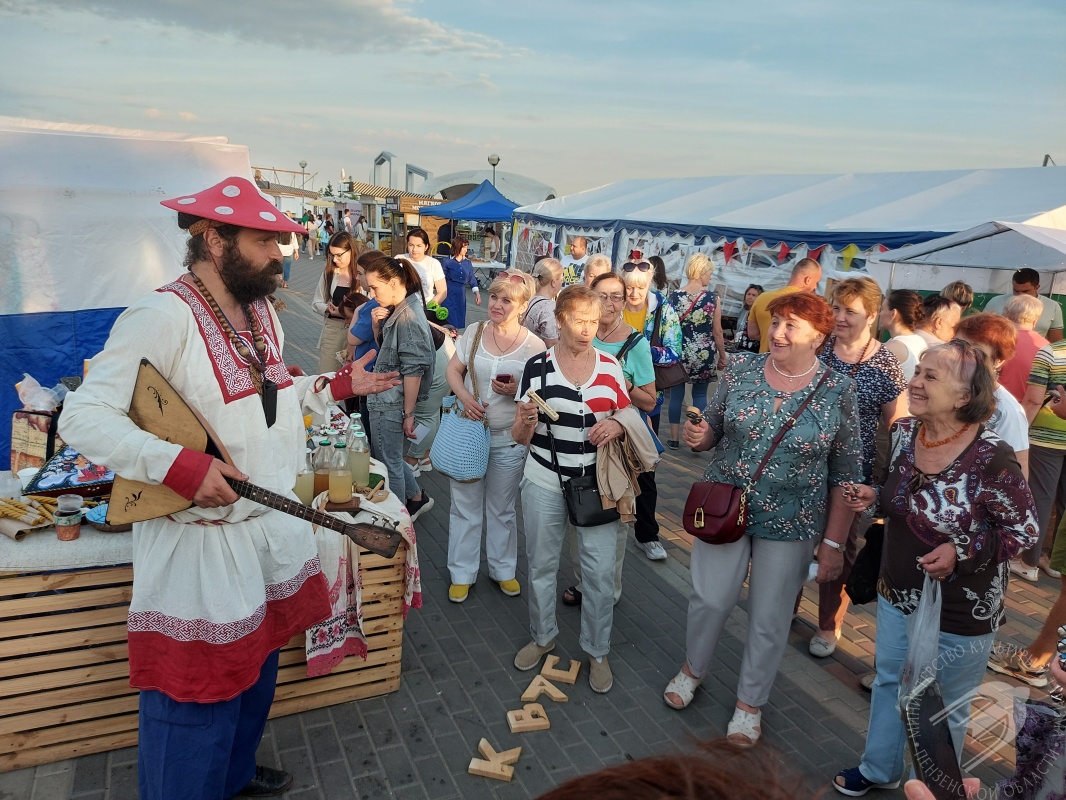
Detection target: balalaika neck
<box><xmin>225</xmin><ymin>477</ymin><xmax>350</xmax><ymax>536</ymax></box>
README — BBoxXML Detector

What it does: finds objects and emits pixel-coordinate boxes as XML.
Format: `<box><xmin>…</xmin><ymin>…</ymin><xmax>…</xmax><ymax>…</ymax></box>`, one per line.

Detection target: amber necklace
<box><xmin>188</xmin><ymin>272</ymin><xmax>277</xmax><ymax>426</ymax></box>
<box><xmin>839</xmin><ymin>336</ymin><xmax>874</xmax><ymax>378</ymax></box>
<box><xmin>918</xmin><ymin>421</ymin><xmax>971</xmax><ymax>448</ymax></box>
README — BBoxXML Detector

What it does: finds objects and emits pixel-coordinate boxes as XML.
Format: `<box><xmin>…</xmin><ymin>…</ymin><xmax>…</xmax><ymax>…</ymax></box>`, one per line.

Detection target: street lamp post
<box><xmin>299</xmin><ymin>160</ymin><xmax>307</xmax><ymax>214</ymax></box>
<box><xmin>487</xmin><ymin>154</ymin><xmax>500</xmax><ymax>187</ymax></box>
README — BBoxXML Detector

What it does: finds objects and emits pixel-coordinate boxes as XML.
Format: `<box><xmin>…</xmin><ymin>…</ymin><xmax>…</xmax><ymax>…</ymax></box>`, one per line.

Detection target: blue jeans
<box><xmin>281</xmin><ymin>256</ymin><xmax>292</xmax><ymax>283</ymax></box>
<box><xmin>859</xmin><ymin>597</ymin><xmax>995</xmax><ymax>784</ymax></box>
<box><xmin>369</xmin><ymin>407</ymin><xmax>422</xmax><ymax>502</ymax></box>
<box><xmin>667</xmin><ymin>381</ymin><xmax>710</xmax><ymax>426</ymax></box>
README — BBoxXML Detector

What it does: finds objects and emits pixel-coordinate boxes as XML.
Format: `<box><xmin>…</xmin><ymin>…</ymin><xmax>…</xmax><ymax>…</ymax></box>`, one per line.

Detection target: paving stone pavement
<box><xmin>5</xmin><ymin>257</ymin><xmax>1061</xmax><ymax>799</ymax></box>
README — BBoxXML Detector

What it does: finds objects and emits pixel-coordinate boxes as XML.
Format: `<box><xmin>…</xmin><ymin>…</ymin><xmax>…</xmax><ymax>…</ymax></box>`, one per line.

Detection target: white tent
<box><xmin>0</xmin><ymin>117</ymin><xmax>254</xmax><ymax>468</ymax></box>
<box><xmin>867</xmin><ymin>221</ymin><xmax>1066</xmax><ymax>297</ymax></box>
<box><xmin>510</xmin><ymin>168</ymin><xmax>1066</xmax><ymax>314</ymax></box>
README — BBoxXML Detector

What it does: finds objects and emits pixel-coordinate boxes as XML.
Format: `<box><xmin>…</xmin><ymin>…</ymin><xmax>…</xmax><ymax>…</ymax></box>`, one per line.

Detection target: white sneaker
<box><xmin>1009</xmin><ymin>559</ymin><xmax>1040</xmax><ymax>582</ymax></box>
<box><xmin>637</xmin><ymin>540</ymin><xmax>668</xmax><ymax>561</ymax></box>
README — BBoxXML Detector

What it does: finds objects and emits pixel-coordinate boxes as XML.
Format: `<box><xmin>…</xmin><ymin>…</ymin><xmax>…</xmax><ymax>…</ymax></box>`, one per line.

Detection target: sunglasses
<box><xmin>622</xmin><ymin>261</ymin><xmax>652</xmax><ymax>272</ymax></box>
<box><xmin>499</xmin><ymin>271</ymin><xmax>526</xmax><ymax>283</ymax></box>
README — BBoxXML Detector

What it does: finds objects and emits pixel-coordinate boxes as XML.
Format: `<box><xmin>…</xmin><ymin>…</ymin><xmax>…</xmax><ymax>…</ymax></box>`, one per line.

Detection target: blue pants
<box><xmin>281</xmin><ymin>256</ymin><xmax>292</xmax><ymax>283</ymax></box>
<box><xmin>138</xmin><ymin>651</ymin><xmax>279</xmax><ymax>800</ymax></box>
<box><xmin>667</xmin><ymin>381</ymin><xmax>710</xmax><ymax>425</ymax></box>
<box><xmin>859</xmin><ymin>598</ymin><xmax>994</xmax><ymax>784</ymax></box>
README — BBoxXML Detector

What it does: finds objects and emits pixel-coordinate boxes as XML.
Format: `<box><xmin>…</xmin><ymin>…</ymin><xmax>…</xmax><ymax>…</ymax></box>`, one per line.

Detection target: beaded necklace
<box><xmin>917</xmin><ymin>421</ymin><xmax>971</xmax><ymax>448</ymax></box>
<box><xmin>188</xmin><ymin>272</ymin><xmax>277</xmax><ymax>427</ymax></box>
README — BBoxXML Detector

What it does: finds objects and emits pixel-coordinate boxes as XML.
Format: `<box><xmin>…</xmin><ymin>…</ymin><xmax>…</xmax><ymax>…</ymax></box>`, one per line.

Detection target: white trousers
<box><xmin>521</xmin><ymin>479</ymin><xmax>617</xmax><ymax>658</ymax></box>
<box><xmin>685</xmin><ymin>534</ymin><xmax>815</xmax><ymax>708</ymax></box>
<box><xmin>447</xmin><ymin>444</ymin><xmax>527</xmax><ymax>584</ymax></box>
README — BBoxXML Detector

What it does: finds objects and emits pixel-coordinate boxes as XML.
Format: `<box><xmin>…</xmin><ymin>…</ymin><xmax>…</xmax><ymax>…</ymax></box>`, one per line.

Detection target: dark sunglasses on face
<box><xmin>622</xmin><ymin>261</ymin><xmax>652</xmax><ymax>272</ymax></box>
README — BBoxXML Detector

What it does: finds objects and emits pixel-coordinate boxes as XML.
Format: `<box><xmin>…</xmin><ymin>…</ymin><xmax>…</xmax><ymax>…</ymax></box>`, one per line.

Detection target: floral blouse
<box><xmin>878</xmin><ymin>418</ymin><xmax>1038</xmax><ymax>636</ymax></box>
<box><xmin>667</xmin><ymin>288</ymin><xmax>719</xmax><ymax>381</ymax></box>
<box><xmin>820</xmin><ymin>337</ymin><xmax>906</xmax><ymax>482</ymax></box>
<box><xmin>701</xmin><ymin>353</ymin><xmax>863</xmax><ymax>541</ymax></box>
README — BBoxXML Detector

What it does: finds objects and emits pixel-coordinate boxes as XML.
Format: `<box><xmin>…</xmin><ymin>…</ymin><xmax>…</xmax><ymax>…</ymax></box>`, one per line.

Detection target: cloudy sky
<box><xmin>1</xmin><ymin>0</ymin><xmax>1063</xmax><ymax>197</ymax></box>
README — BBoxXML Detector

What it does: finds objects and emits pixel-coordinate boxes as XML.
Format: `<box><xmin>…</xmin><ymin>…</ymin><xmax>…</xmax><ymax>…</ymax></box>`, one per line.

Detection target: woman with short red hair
<box><xmin>665</xmin><ymin>291</ymin><xmax>862</xmax><ymax>746</ymax></box>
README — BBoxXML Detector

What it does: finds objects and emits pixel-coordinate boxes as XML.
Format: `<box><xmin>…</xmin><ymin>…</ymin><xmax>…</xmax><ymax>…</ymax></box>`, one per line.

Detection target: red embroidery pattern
<box><xmin>159</xmin><ymin>280</ymin><xmax>293</xmax><ymax>402</ymax></box>
<box><xmin>128</xmin><ymin>558</ymin><xmax>321</xmax><ymax>644</ymax></box>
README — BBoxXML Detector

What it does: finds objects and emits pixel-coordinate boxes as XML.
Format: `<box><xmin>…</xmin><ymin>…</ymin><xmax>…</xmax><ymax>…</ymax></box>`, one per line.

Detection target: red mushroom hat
<box><xmin>161</xmin><ymin>177</ymin><xmax>305</xmax><ymax>235</ymax></box>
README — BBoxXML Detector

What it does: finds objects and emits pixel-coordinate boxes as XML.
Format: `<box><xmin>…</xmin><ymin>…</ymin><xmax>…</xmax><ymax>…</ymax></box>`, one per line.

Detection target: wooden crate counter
<box><xmin>0</xmin><ymin>498</ymin><xmax>418</xmax><ymax>773</ymax></box>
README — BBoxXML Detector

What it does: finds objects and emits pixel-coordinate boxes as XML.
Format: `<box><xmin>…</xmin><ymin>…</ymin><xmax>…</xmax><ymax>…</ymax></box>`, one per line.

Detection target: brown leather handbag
<box><xmin>683</xmin><ymin>369</ymin><xmax>829</xmax><ymax>544</ymax></box>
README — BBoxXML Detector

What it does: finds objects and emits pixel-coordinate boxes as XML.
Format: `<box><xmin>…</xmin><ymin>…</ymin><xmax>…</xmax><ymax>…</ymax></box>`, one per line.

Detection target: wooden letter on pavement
<box><xmin>540</xmin><ymin>654</ymin><xmax>580</xmax><ymax>685</ymax></box>
<box><xmin>507</xmin><ymin>702</ymin><xmax>551</xmax><ymax>733</ymax></box>
<box><xmin>521</xmin><ymin>674</ymin><xmax>568</xmax><ymax>703</ymax></box>
<box><xmin>467</xmin><ymin>738</ymin><xmax>522</xmax><ymax>782</ymax></box>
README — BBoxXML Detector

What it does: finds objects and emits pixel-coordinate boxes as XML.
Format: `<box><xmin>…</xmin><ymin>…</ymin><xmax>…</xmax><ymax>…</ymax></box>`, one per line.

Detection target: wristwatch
<box><xmin>821</xmin><ymin>538</ymin><xmax>844</xmax><ymax>551</ymax></box>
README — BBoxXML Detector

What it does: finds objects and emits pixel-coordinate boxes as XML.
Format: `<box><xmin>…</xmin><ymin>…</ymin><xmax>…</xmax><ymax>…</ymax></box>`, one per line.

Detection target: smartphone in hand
<box><xmin>495</xmin><ymin>374</ymin><xmax>512</xmax><ymax>383</ymax></box>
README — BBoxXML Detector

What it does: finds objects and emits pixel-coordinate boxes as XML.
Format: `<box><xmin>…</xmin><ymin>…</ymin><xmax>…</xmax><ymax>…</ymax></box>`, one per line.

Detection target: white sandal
<box><xmin>726</xmin><ymin>707</ymin><xmax>761</xmax><ymax>747</ymax></box>
<box><xmin>664</xmin><ymin>670</ymin><xmax>702</xmax><ymax>709</ymax></box>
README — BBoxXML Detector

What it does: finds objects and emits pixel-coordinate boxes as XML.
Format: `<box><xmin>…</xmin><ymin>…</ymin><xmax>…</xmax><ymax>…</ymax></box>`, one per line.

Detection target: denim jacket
<box><xmin>367</xmin><ymin>292</ymin><xmax>435</xmax><ymax>410</ymax></box>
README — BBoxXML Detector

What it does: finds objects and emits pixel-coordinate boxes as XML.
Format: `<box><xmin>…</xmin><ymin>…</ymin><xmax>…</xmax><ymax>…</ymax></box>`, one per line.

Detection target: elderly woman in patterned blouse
<box><xmin>832</xmin><ymin>341</ymin><xmax>1037</xmax><ymax>796</ymax></box>
<box><xmin>664</xmin><ymin>292</ymin><xmax>862</xmax><ymax>747</ymax></box>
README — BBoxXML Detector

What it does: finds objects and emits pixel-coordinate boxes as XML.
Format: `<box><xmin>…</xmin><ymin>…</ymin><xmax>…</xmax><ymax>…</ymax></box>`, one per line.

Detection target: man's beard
<box><xmin>218</xmin><ymin>239</ymin><xmax>283</xmax><ymax>305</ymax></box>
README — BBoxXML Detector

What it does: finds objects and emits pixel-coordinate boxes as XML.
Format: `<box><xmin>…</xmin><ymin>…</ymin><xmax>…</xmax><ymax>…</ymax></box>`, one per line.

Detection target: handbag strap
<box><xmin>538</xmin><ymin>353</ymin><xmax>569</xmax><ymax>494</ymax></box>
<box><xmin>747</xmin><ymin>367</ymin><xmax>831</xmax><ymax>487</ymax></box>
<box><xmin>615</xmin><ymin>331</ymin><xmax>643</xmax><ymax>366</ymax></box>
<box><xmin>678</xmin><ymin>291</ymin><xmax>706</xmax><ymax>323</ymax></box>
<box><xmin>650</xmin><ymin>303</ymin><xmax>664</xmax><ymax>348</ymax></box>
<box><xmin>468</xmin><ymin>321</ymin><xmax>488</xmax><ymax>405</ymax></box>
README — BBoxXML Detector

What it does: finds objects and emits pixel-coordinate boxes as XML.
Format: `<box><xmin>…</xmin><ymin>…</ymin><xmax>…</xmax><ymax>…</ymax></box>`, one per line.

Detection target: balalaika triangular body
<box><xmin>105</xmin><ymin>359</ymin><xmax>402</xmax><ymax>559</ymax></box>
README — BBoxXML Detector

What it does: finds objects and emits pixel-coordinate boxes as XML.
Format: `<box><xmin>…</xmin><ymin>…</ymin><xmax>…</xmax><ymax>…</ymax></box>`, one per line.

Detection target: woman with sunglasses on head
<box><xmin>833</xmin><ymin>341</ymin><xmax>1037</xmax><ymax>796</ymax></box>
<box><xmin>362</xmin><ymin>254</ymin><xmax>437</xmax><ymax>521</ymax></box>
<box><xmin>311</xmin><ymin>232</ymin><xmax>364</xmax><ymax>374</ymax></box>
<box><xmin>523</xmin><ymin>258</ymin><xmax>563</xmax><ymax>348</ymax></box>
<box><xmin>398</xmin><ymin>227</ymin><xmax>447</xmax><ymax>306</ymax></box>
<box><xmin>561</xmin><ymin>271</ymin><xmax>659</xmax><ymax>607</ymax></box>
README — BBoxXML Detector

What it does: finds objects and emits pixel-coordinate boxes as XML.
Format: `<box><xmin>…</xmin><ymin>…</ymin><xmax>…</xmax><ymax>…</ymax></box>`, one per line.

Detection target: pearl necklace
<box><xmin>770</xmin><ymin>358</ymin><xmax>818</xmax><ymax>380</ymax></box>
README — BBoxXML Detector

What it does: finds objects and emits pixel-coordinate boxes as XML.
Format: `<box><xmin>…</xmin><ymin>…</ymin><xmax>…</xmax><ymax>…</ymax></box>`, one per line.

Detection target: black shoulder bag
<box><xmin>538</xmin><ymin>354</ymin><xmax>621</xmax><ymax>528</ymax></box>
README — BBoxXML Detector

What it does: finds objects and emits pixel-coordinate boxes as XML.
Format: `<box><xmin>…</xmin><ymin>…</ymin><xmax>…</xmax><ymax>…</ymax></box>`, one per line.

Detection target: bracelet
<box><xmin>821</xmin><ymin>538</ymin><xmax>844</xmax><ymax>551</ymax></box>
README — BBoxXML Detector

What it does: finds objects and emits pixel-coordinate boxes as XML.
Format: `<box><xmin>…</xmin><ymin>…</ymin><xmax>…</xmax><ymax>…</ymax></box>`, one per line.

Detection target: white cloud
<box><xmin>143</xmin><ymin>108</ymin><xmax>163</xmax><ymax>119</ymax></box>
<box><xmin>8</xmin><ymin>0</ymin><xmax>505</xmax><ymax>56</ymax></box>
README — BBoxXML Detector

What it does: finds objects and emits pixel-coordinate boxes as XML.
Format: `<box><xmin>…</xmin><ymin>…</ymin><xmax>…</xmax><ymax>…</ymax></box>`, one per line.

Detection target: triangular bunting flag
<box><xmin>807</xmin><ymin>245</ymin><xmax>825</xmax><ymax>261</ymax></box>
<box><xmin>841</xmin><ymin>243</ymin><xmax>860</xmax><ymax>270</ymax></box>
<box><xmin>723</xmin><ymin>241</ymin><xmax>736</xmax><ymax>263</ymax></box>
<box><xmin>778</xmin><ymin>242</ymin><xmax>791</xmax><ymax>262</ymax></box>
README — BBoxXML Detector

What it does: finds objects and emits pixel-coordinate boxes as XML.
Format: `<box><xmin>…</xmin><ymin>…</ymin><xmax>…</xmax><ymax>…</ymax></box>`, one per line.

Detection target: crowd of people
<box><xmin>274</xmin><ymin>214</ymin><xmax>1066</xmax><ymax>789</ymax></box>
<box><xmin>82</xmin><ymin>178</ymin><xmax>1063</xmax><ymax>797</ymax></box>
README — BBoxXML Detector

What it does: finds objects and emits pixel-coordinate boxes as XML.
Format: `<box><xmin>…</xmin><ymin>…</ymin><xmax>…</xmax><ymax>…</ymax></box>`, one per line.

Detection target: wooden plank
<box><xmin>0</xmin><ymin>695</ymin><xmax>139</xmax><ymax>745</ymax></box>
<box><xmin>0</xmin><ymin>585</ymin><xmax>133</xmax><ymax>620</ymax></box>
<box><xmin>0</xmin><ymin>605</ymin><xmax>129</xmax><ymax>639</ymax></box>
<box><xmin>0</xmin><ymin>641</ymin><xmax>128</xmax><ymax>679</ymax></box>
<box><xmin>269</xmin><ymin>676</ymin><xmax>400</xmax><ymax>718</ymax></box>
<box><xmin>358</xmin><ymin>583</ymin><xmax>404</xmax><ymax>603</ymax></box>
<box><xmin>0</xmin><ymin>728</ymin><xmax>139</xmax><ymax>773</ymax></box>
<box><xmin>360</xmin><ymin>568</ymin><xmax>404</xmax><ymax>587</ymax></box>
<box><xmin>0</xmin><ymin>622</ymin><xmax>128</xmax><ymax>659</ymax></box>
<box><xmin>0</xmin><ymin>661</ymin><xmax>131</xmax><ymax>701</ymax></box>
<box><xmin>0</xmin><ymin>566</ymin><xmax>132</xmax><ymax>598</ymax></box>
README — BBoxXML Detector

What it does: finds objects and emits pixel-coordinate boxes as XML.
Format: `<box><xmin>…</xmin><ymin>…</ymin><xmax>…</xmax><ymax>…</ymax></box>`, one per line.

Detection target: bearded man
<box><xmin>61</xmin><ymin>177</ymin><xmax>399</xmax><ymax>800</ymax></box>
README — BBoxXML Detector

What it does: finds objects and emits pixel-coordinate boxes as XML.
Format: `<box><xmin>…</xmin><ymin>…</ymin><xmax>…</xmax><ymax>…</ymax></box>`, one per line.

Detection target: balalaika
<box><xmin>105</xmin><ymin>359</ymin><xmax>402</xmax><ymax>559</ymax></box>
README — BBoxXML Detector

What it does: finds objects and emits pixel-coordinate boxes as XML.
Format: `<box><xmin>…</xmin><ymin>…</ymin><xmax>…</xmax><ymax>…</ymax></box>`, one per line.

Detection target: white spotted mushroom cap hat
<box><xmin>161</xmin><ymin>177</ymin><xmax>305</xmax><ymax>235</ymax></box>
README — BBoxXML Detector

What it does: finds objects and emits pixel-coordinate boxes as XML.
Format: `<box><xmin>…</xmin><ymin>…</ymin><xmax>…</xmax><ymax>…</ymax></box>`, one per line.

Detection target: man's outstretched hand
<box><xmin>349</xmin><ymin>350</ymin><xmax>400</xmax><ymax>396</ymax></box>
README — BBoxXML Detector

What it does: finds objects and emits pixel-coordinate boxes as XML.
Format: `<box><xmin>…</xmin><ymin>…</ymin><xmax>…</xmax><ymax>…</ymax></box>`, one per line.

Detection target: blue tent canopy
<box><xmin>419</xmin><ymin>180</ymin><xmax>517</xmax><ymax>222</ymax></box>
